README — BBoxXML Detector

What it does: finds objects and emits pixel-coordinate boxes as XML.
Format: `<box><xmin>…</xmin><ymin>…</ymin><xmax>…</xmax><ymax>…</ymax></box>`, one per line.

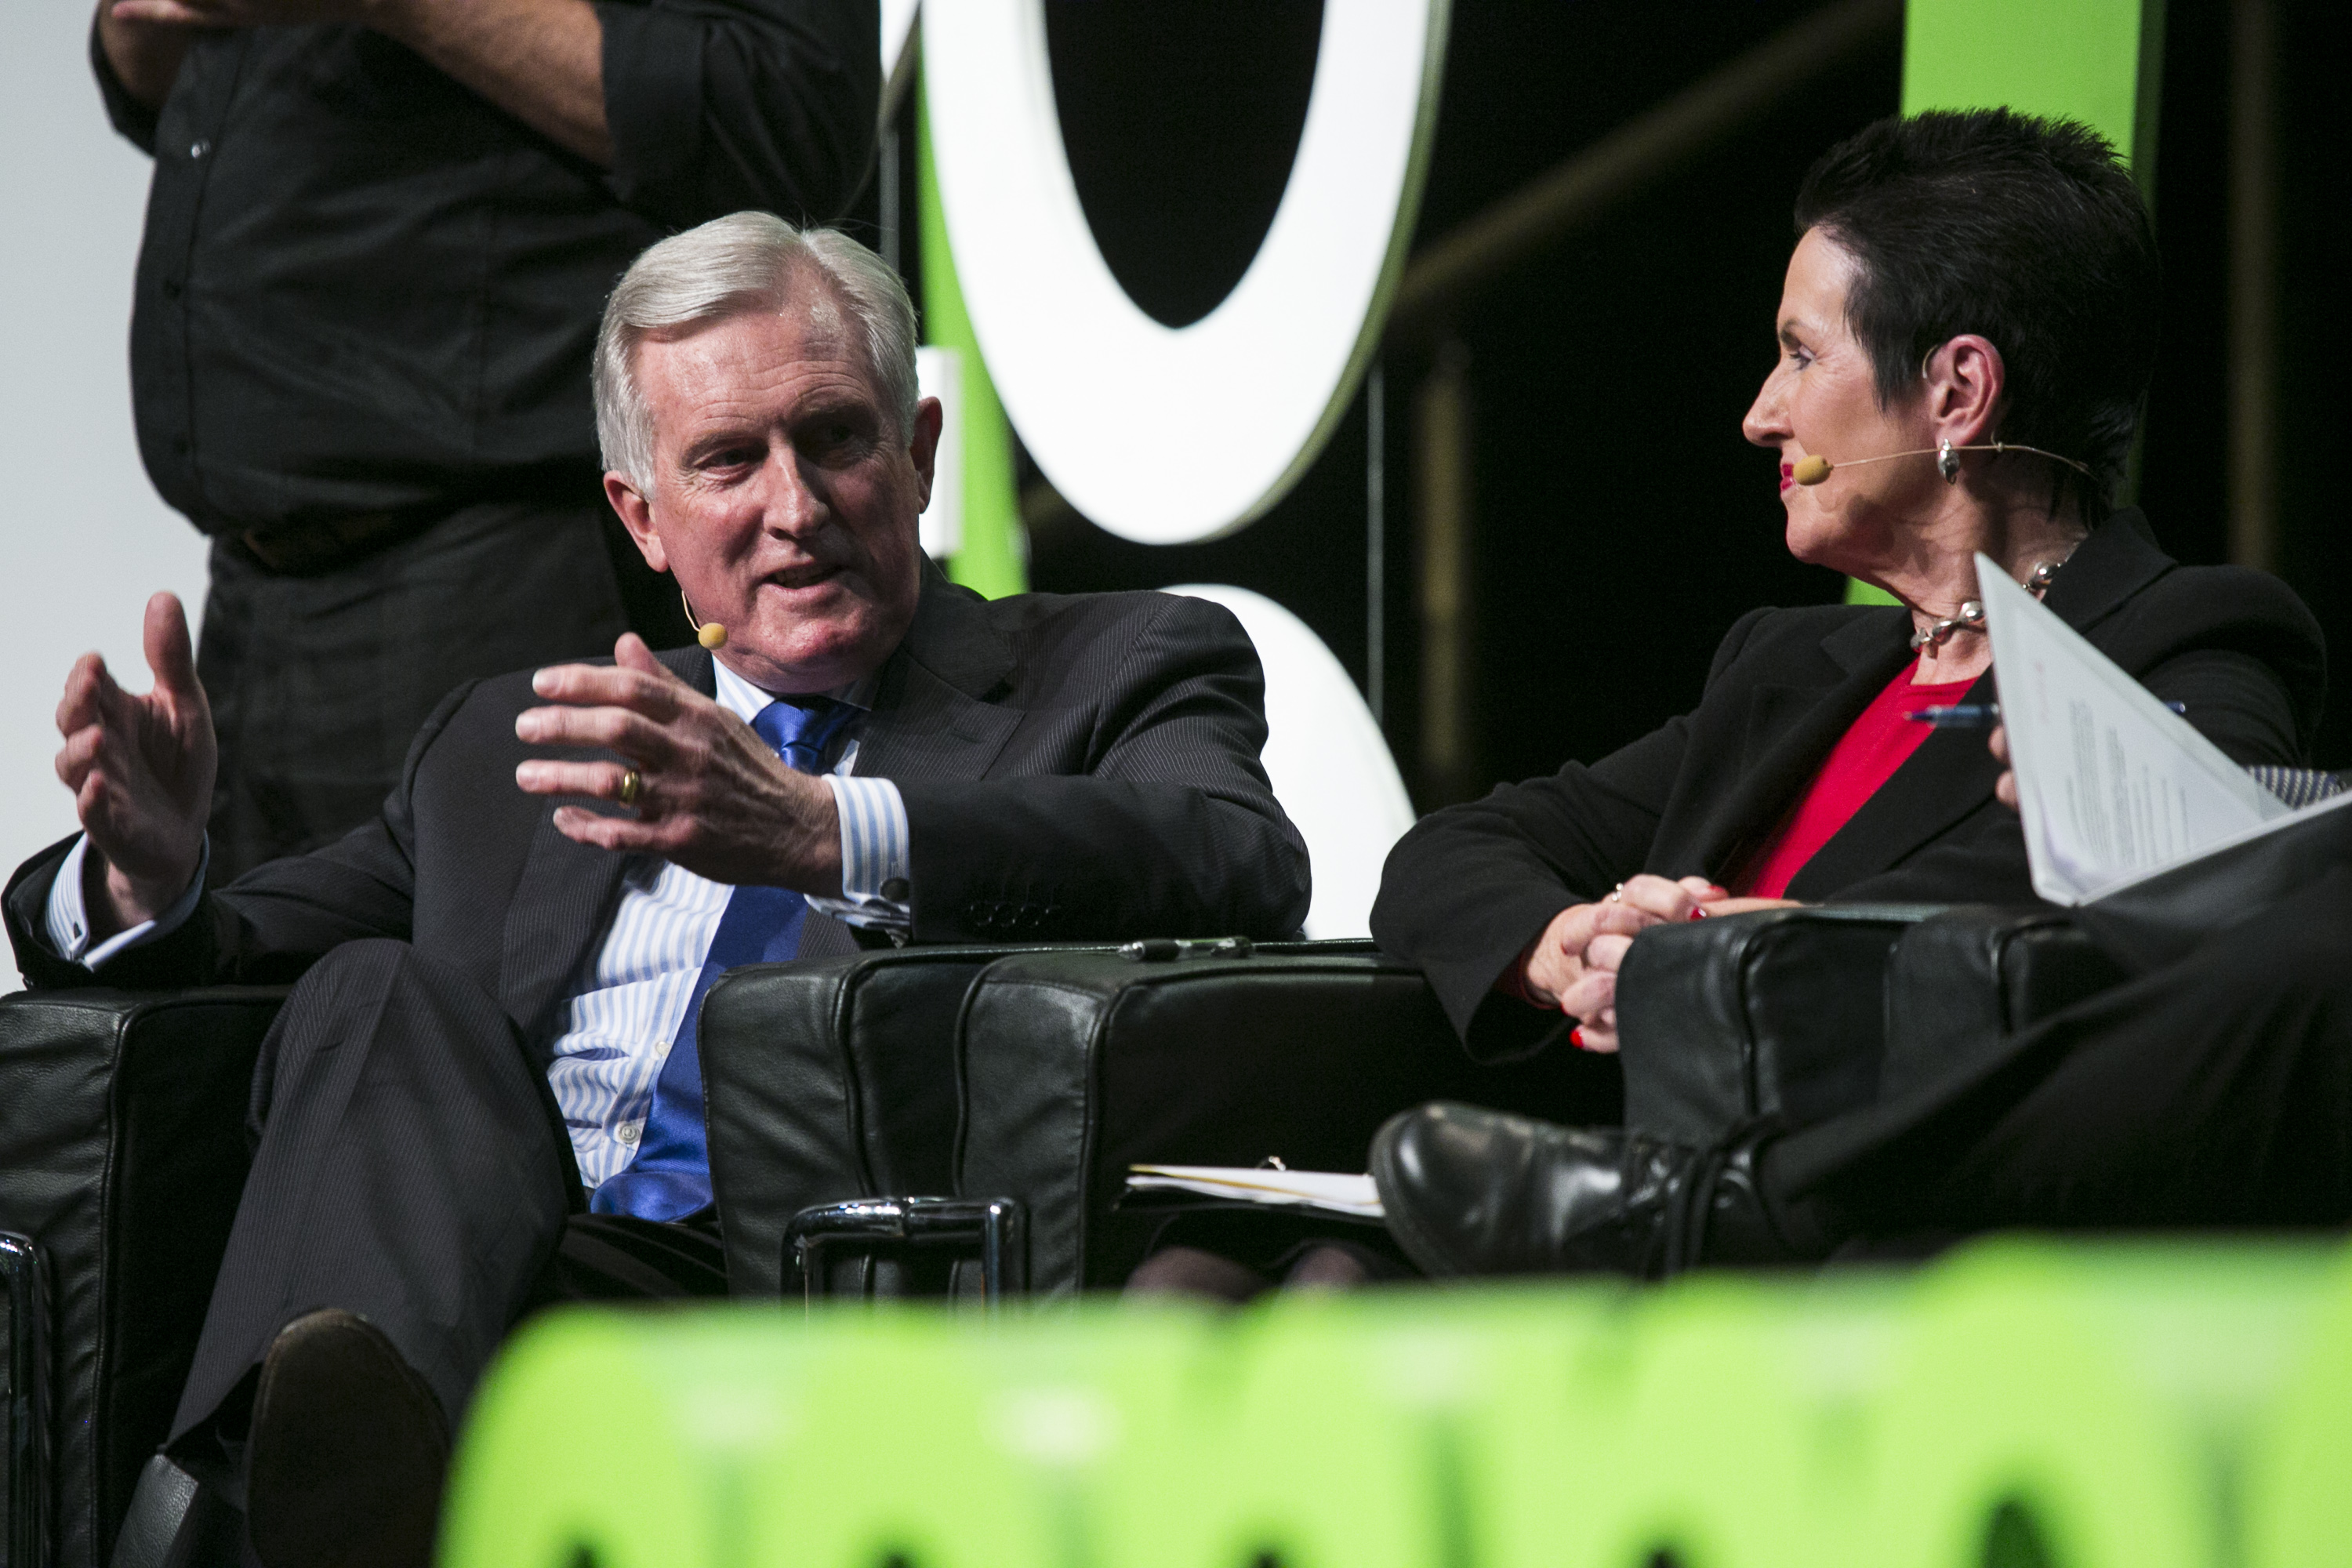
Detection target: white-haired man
<box><xmin>6</xmin><ymin>214</ymin><xmax>1310</xmax><ymax>1568</ymax></box>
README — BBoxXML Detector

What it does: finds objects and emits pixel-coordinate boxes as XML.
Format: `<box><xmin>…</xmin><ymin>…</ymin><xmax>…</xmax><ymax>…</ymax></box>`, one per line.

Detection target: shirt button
<box><xmin>616</xmin><ymin>1123</ymin><xmax>641</xmax><ymax>1145</ymax></box>
<box><xmin>188</xmin><ymin>140</ymin><xmax>210</xmax><ymax>159</ymax></box>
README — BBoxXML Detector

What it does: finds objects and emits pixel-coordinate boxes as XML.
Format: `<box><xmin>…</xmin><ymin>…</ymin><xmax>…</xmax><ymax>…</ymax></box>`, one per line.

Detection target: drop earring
<box><xmin>1937</xmin><ymin>438</ymin><xmax>1961</xmax><ymax>484</ymax></box>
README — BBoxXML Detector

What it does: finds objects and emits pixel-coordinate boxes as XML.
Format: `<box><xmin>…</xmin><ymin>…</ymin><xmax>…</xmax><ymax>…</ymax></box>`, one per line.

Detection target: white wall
<box><xmin>0</xmin><ymin>8</ymin><xmax>212</xmax><ymax>898</ymax></box>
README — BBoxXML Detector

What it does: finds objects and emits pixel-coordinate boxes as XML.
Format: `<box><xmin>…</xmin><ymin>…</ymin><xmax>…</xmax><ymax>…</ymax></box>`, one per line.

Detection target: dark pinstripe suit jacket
<box><xmin>4</xmin><ymin>567</ymin><xmax>1312</xmax><ymax>1057</ymax></box>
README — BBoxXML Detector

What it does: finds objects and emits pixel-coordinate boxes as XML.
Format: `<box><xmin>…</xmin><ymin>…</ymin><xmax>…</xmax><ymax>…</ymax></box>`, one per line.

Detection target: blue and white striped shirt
<box><xmin>45</xmin><ymin>658</ymin><xmax>913</xmax><ymax>1191</ymax></box>
<box><xmin>547</xmin><ymin>660</ymin><xmax>909</xmax><ymax>1185</ymax></box>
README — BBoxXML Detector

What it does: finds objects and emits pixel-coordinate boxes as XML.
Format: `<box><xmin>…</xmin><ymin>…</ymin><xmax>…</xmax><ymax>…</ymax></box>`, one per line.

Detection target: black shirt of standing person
<box><xmin>91</xmin><ymin>3</ymin><xmax>880</xmax><ymax>535</ymax></box>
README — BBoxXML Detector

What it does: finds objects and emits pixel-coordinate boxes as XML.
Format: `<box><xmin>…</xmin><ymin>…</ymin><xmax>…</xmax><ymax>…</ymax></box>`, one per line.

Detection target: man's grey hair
<box><xmin>593</xmin><ymin>212</ymin><xmax>920</xmax><ymax>488</ymax></box>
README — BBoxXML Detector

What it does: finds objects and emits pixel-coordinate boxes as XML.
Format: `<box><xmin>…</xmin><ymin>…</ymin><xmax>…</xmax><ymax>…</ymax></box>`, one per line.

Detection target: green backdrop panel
<box><xmin>1902</xmin><ymin>0</ymin><xmax>2161</xmax><ymax>170</ymax></box>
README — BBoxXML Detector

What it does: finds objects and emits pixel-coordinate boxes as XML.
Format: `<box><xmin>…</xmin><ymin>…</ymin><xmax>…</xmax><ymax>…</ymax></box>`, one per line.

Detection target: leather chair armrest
<box><xmin>0</xmin><ymin>985</ymin><xmax>285</xmax><ymax>1568</ymax></box>
<box><xmin>1880</xmin><ymin>906</ymin><xmax>2131</xmax><ymax>1099</ymax></box>
<box><xmin>954</xmin><ymin>946</ymin><xmax>1621</xmax><ymax>1295</ymax></box>
<box><xmin>1613</xmin><ymin>905</ymin><xmax>1949</xmax><ymax>1145</ymax></box>
<box><xmin>701</xmin><ymin>944</ymin><xmax>1134</xmax><ymax>1298</ymax></box>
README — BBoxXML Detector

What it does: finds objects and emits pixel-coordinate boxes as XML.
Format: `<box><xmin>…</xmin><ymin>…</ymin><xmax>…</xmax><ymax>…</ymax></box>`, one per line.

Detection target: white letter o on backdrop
<box><xmin>924</xmin><ymin>0</ymin><xmax>1450</xmax><ymax>546</ymax></box>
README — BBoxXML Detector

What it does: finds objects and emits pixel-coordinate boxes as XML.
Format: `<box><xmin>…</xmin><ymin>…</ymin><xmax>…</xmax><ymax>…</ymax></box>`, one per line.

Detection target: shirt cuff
<box><xmin>808</xmin><ymin>775</ymin><xmax>911</xmax><ymax>933</ymax></box>
<box><xmin>44</xmin><ymin>834</ymin><xmax>209</xmax><ymax>969</ymax></box>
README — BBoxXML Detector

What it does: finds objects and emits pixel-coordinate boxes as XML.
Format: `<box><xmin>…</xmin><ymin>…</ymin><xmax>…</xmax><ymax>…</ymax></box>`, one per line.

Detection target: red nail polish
<box><xmin>1570</xmin><ymin>1026</ymin><xmax>1586</xmax><ymax>1049</ymax></box>
<box><xmin>1689</xmin><ymin>907</ymin><xmax>1708</xmax><ymax>920</ymax></box>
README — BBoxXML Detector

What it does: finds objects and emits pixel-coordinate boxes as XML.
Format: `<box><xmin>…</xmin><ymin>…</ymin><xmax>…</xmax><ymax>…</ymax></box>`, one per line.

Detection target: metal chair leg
<box><xmin>4</xmin><ymin>1231</ymin><xmax>52</xmax><ymax>1568</ymax></box>
<box><xmin>782</xmin><ymin>1197</ymin><xmax>1028</xmax><ymax>1310</ymax></box>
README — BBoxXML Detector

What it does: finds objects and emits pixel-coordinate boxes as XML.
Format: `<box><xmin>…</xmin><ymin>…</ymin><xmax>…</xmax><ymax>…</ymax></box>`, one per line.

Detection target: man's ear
<box><xmin>1925</xmin><ymin>334</ymin><xmax>2006</xmax><ymax>448</ymax></box>
<box><xmin>604</xmin><ymin>471</ymin><xmax>669</xmax><ymax>574</ymax></box>
<box><xmin>907</xmin><ymin>396</ymin><xmax>945</xmax><ymax>514</ymax></box>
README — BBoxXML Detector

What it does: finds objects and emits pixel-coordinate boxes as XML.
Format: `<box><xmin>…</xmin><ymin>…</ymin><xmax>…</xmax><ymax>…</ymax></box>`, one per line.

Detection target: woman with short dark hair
<box><xmin>1333</xmin><ymin>109</ymin><xmax>2336</xmax><ymax>1289</ymax></box>
<box><xmin>1373</xmin><ymin>107</ymin><xmax>2321</xmax><ymax>1067</ymax></box>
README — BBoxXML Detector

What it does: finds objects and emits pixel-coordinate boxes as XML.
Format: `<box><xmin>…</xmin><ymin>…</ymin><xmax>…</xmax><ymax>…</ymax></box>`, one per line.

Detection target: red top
<box><xmin>1736</xmin><ymin>666</ymin><xmax>1976</xmax><ymax>898</ymax></box>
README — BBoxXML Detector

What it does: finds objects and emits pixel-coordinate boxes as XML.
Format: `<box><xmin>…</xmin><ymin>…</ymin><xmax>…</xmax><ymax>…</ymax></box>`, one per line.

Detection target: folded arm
<box><xmin>92</xmin><ymin>0</ymin><xmax>878</xmax><ymax>220</ymax></box>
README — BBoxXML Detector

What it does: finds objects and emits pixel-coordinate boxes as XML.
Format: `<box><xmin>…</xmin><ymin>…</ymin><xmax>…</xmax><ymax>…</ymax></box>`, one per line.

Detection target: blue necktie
<box><xmin>591</xmin><ymin>696</ymin><xmax>855</xmax><ymax>1221</ymax></box>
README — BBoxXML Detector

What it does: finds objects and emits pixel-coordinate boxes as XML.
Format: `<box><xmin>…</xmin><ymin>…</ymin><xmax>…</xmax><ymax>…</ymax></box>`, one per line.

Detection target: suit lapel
<box><xmin>1688</xmin><ymin>611</ymin><xmax>1914</xmax><ymax>878</ymax></box>
<box><xmin>496</xmin><ymin>646</ymin><xmax>719</xmax><ymax>1048</ymax></box>
<box><xmin>850</xmin><ymin>565</ymin><xmax>1022</xmax><ymax>789</ymax></box>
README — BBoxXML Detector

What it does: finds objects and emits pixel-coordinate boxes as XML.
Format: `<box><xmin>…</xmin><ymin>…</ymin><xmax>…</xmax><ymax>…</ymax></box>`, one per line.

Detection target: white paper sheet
<box><xmin>1124</xmin><ymin>1164</ymin><xmax>1384</xmax><ymax>1219</ymax></box>
<box><xmin>1978</xmin><ymin>554</ymin><xmax>2291</xmax><ymax>903</ymax></box>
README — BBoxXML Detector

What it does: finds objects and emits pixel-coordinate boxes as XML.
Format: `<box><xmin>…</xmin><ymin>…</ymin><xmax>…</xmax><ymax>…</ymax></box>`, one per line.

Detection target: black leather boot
<box><xmin>109</xmin><ymin>1455</ymin><xmax>246</xmax><ymax>1568</ymax></box>
<box><xmin>1369</xmin><ymin>1102</ymin><xmax>1802</xmax><ymax>1280</ymax></box>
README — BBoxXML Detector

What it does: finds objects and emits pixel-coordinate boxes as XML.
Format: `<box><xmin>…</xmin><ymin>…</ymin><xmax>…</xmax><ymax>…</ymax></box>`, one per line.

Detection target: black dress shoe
<box><xmin>245</xmin><ymin>1309</ymin><xmax>449</xmax><ymax>1568</ymax></box>
<box><xmin>1370</xmin><ymin>1102</ymin><xmax>1795</xmax><ymax>1280</ymax></box>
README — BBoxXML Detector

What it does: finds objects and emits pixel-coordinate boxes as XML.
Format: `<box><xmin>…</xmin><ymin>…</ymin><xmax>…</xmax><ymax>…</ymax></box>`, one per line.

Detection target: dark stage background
<box><xmin>873</xmin><ymin>0</ymin><xmax>2352</xmax><ymax>808</ymax></box>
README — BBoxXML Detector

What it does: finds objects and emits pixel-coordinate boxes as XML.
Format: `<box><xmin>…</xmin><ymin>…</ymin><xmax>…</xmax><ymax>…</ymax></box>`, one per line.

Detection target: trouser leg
<box><xmin>1767</xmin><ymin>867</ymin><xmax>2352</xmax><ymax>1236</ymax></box>
<box><xmin>199</xmin><ymin>495</ymin><xmax>630</xmax><ymax>879</ymax></box>
<box><xmin>167</xmin><ymin>938</ymin><xmax>575</xmax><ymax>1470</ymax></box>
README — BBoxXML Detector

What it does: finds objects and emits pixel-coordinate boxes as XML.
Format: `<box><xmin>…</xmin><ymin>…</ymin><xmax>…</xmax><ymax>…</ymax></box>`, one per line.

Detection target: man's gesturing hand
<box><xmin>56</xmin><ymin>592</ymin><xmax>216</xmax><ymax>936</ymax></box>
<box><xmin>515</xmin><ymin>635</ymin><xmax>844</xmax><ymax>895</ymax></box>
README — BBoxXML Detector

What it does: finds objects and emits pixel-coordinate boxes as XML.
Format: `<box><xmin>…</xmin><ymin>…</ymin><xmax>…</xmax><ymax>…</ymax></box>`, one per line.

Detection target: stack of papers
<box><xmin>1978</xmin><ymin>554</ymin><xmax>2351</xmax><ymax>904</ymax></box>
<box><xmin>1123</xmin><ymin>1164</ymin><xmax>1385</xmax><ymax>1220</ymax></box>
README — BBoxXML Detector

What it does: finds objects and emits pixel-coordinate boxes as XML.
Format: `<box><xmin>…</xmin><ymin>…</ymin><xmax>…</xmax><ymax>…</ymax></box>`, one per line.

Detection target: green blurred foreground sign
<box><xmin>440</xmin><ymin>1236</ymin><xmax>2352</xmax><ymax>1568</ymax></box>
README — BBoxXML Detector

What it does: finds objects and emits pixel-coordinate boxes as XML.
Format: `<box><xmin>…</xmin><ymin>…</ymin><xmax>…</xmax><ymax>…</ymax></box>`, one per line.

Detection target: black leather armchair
<box><xmin>1614</xmin><ymin>902</ymin><xmax>2135</xmax><ymax>1145</ymax></box>
<box><xmin>699</xmin><ymin>939</ymin><xmax>1416</xmax><ymax>1298</ymax></box>
<box><xmin>953</xmin><ymin>945</ymin><xmax>1623</xmax><ymax>1294</ymax></box>
<box><xmin>700</xmin><ymin>942</ymin><xmax>1123</xmax><ymax>1298</ymax></box>
<box><xmin>713</xmin><ymin>909</ymin><xmax>2142</xmax><ymax>1301</ymax></box>
<box><xmin>0</xmin><ymin>987</ymin><xmax>285</xmax><ymax>1568</ymax></box>
<box><xmin>0</xmin><ymin>904</ymin><xmax>2141</xmax><ymax>1563</ymax></box>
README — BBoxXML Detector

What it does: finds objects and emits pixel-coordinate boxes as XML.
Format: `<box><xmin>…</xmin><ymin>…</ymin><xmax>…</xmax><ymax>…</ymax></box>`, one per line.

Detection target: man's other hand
<box><xmin>515</xmin><ymin>636</ymin><xmax>844</xmax><ymax>895</ymax></box>
<box><xmin>56</xmin><ymin>592</ymin><xmax>216</xmax><ymax>935</ymax></box>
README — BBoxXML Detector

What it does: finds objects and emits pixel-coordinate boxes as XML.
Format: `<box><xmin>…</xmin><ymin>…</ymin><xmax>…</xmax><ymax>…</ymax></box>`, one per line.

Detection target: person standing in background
<box><xmin>93</xmin><ymin>0</ymin><xmax>878</xmax><ymax>877</ymax></box>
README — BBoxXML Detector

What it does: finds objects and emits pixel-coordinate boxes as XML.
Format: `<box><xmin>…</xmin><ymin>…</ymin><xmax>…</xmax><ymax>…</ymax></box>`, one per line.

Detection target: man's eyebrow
<box><xmin>677</xmin><ymin>423</ymin><xmax>761</xmax><ymax>463</ymax></box>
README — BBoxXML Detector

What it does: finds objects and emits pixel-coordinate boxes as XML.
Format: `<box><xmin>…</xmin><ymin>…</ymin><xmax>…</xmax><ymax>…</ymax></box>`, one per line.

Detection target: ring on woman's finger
<box><xmin>616</xmin><ymin>767</ymin><xmax>643</xmax><ymax>808</ymax></box>
<box><xmin>1607</xmin><ymin>882</ymin><xmax>1624</xmax><ymax>902</ymax></box>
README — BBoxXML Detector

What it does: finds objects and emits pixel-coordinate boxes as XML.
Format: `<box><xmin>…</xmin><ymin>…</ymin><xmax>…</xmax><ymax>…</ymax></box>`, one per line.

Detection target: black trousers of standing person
<box><xmin>197</xmin><ymin>492</ymin><xmax>696</xmax><ymax>880</ymax></box>
<box><xmin>1763</xmin><ymin>865</ymin><xmax>2352</xmax><ymax>1247</ymax></box>
<box><xmin>162</xmin><ymin>939</ymin><xmax>724</xmax><ymax>1508</ymax></box>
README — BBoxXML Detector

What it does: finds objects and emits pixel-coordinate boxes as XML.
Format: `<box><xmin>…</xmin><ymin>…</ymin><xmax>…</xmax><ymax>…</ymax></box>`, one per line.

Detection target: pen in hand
<box><xmin>1904</xmin><ymin>701</ymin><xmax>2187</xmax><ymax>728</ymax></box>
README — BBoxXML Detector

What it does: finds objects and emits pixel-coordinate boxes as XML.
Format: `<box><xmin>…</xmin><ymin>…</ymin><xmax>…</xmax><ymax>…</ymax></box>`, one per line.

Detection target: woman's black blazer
<box><xmin>1374</xmin><ymin>510</ymin><xmax>2326</xmax><ymax>1059</ymax></box>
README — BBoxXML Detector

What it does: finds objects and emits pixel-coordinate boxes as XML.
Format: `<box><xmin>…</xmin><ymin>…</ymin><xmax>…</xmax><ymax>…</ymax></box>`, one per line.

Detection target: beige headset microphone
<box><xmin>1791</xmin><ymin>439</ymin><xmax>2095</xmax><ymax>487</ymax></box>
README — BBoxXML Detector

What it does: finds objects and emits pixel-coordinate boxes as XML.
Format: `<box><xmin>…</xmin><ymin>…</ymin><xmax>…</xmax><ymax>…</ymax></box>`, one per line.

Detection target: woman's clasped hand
<box><xmin>1524</xmin><ymin>877</ymin><xmax>1795</xmax><ymax>1052</ymax></box>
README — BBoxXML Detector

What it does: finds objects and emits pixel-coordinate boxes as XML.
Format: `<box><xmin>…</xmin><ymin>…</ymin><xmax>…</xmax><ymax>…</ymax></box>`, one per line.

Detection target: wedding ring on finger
<box><xmin>1607</xmin><ymin>883</ymin><xmax>1625</xmax><ymax>902</ymax></box>
<box><xmin>616</xmin><ymin>767</ymin><xmax>643</xmax><ymax>808</ymax></box>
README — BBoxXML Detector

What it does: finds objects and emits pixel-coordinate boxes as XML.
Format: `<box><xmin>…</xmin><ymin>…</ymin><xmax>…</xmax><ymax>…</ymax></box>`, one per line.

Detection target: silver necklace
<box><xmin>1908</xmin><ymin>557</ymin><xmax>2068</xmax><ymax>652</ymax></box>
